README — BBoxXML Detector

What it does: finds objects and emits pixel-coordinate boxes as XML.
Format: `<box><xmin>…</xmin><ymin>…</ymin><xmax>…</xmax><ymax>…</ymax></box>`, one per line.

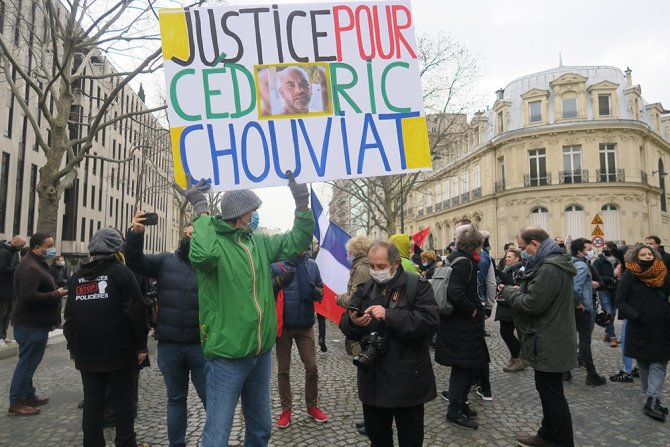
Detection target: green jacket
<box><xmin>502</xmin><ymin>253</ymin><xmax>577</xmax><ymax>372</ymax></box>
<box><xmin>401</xmin><ymin>257</ymin><xmax>419</xmax><ymax>274</ymax></box>
<box><xmin>190</xmin><ymin>209</ymin><xmax>314</xmax><ymax>359</ymax></box>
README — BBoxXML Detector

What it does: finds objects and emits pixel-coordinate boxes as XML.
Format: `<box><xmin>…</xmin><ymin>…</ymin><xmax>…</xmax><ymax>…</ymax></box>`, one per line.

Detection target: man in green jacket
<box><xmin>501</xmin><ymin>226</ymin><xmax>577</xmax><ymax>447</ymax></box>
<box><xmin>173</xmin><ymin>172</ymin><xmax>313</xmax><ymax>447</ymax></box>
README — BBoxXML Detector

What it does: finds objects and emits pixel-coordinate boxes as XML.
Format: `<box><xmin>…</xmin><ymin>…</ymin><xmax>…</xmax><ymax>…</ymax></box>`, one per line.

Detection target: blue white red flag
<box><xmin>311</xmin><ymin>190</ymin><xmax>352</xmax><ymax>324</ymax></box>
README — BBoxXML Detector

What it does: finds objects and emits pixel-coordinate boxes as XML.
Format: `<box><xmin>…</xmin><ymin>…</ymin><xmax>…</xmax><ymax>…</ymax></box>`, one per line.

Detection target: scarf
<box><xmin>625</xmin><ymin>259</ymin><xmax>667</xmax><ymax>288</ymax></box>
<box><xmin>525</xmin><ymin>238</ymin><xmax>562</xmax><ymax>273</ymax></box>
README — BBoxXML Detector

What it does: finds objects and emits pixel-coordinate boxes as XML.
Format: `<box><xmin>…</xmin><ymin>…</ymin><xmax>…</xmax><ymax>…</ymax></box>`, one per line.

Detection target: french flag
<box><xmin>311</xmin><ymin>190</ymin><xmax>351</xmax><ymax>324</ymax></box>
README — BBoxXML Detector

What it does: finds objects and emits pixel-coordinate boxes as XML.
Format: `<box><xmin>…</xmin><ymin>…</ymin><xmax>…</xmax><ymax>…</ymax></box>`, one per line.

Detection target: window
<box><xmin>598</xmin><ymin>94</ymin><xmax>611</xmax><ymax>116</ymax></box>
<box><xmin>473</xmin><ymin>166</ymin><xmax>481</xmax><ymax>190</ymax></box>
<box><xmin>599</xmin><ymin>143</ymin><xmax>617</xmax><ymax>181</ymax></box>
<box><xmin>528</xmin><ymin>149</ymin><xmax>547</xmax><ymax>186</ymax></box>
<box><xmin>27</xmin><ymin>164</ymin><xmax>37</xmax><ymax>235</ymax></box>
<box><xmin>443</xmin><ymin>180</ymin><xmax>449</xmax><ymax>202</ymax></box>
<box><xmin>601</xmin><ymin>205</ymin><xmax>620</xmax><ymax>241</ymax></box>
<box><xmin>13</xmin><ymin>0</ymin><xmax>21</xmax><ymax>45</ymax></box>
<box><xmin>89</xmin><ymin>219</ymin><xmax>94</xmax><ymax>241</ymax></box>
<box><xmin>0</xmin><ymin>1</ymin><xmax>5</xmax><ymax>34</ymax></box>
<box><xmin>562</xmin><ymin>96</ymin><xmax>578</xmax><ymax>119</ymax></box>
<box><xmin>80</xmin><ymin>217</ymin><xmax>86</xmax><ymax>242</ymax></box>
<box><xmin>426</xmin><ymin>189</ymin><xmax>432</xmax><ymax>212</ymax></box>
<box><xmin>451</xmin><ymin>177</ymin><xmax>459</xmax><ymax>198</ymax></box>
<box><xmin>530</xmin><ymin>207</ymin><xmax>549</xmax><ymax>230</ymax></box>
<box><xmin>461</xmin><ymin>172</ymin><xmax>469</xmax><ymax>193</ymax></box>
<box><xmin>0</xmin><ymin>152</ymin><xmax>9</xmax><ymax>232</ymax></box>
<box><xmin>565</xmin><ymin>205</ymin><xmax>585</xmax><ymax>238</ymax></box>
<box><xmin>91</xmin><ymin>185</ymin><xmax>96</xmax><ymax>209</ymax></box>
<box><xmin>528</xmin><ymin>100</ymin><xmax>542</xmax><ymax>123</ymax></box>
<box><xmin>5</xmin><ymin>68</ymin><xmax>15</xmax><ymax>138</ymax></box>
<box><xmin>562</xmin><ymin>145</ymin><xmax>582</xmax><ymax>183</ymax></box>
<box><xmin>659</xmin><ymin>159</ymin><xmax>667</xmax><ymax>212</ymax></box>
<box><xmin>497</xmin><ymin>111</ymin><xmax>504</xmax><ymax>134</ymax></box>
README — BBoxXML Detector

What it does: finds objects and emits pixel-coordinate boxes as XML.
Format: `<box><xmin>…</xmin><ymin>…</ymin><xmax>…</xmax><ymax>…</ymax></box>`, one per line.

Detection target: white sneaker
<box><xmin>4</xmin><ymin>338</ymin><xmax>14</xmax><ymax>344</ymax></box>
<box><xmin>0</xmin><ymin>339</ymin><xmax>7</xmax><ymax>346</ymax></box>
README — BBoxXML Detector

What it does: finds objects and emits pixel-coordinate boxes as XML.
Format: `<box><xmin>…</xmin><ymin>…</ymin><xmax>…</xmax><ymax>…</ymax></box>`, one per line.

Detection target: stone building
<box><xmin>409</xmin><ymin>65</ymin><xmax>670</xmax><ymax>257</ymax></box>
<box><xmin>0</xmin><ymin>1</ymin><xmax>178</xmax><ymax>255</ymax></box>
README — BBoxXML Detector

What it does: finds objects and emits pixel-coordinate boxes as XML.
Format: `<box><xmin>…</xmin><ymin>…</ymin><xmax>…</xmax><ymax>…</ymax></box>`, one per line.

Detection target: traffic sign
<box><xmin>591</xmin><ymin>225</ymin><xmax>604</xmax><ymax>236</ymax></box>
<box><xmin>592</xmin><ymin>236</ymin><xmax>605</xmax><ymax>248</ymax></box>
<box><xmin>591</xmin><ymin>214</ymin><xmax>604</xmax><ymax>225</ymax></box>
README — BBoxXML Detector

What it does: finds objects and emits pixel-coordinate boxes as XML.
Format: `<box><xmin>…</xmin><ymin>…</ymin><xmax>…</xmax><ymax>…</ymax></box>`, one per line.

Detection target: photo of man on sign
<box><xmin>256</xmin><ymin>63</ymin><xmax>332</xmax><ymax>118</ymax></box>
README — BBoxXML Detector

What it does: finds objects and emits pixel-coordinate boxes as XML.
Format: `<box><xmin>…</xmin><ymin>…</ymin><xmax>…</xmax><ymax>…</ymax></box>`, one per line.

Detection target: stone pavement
<box><xmin>0</xmin><ymin>319</ymin><xmax>667</xmax><ymax>446</ymax></box>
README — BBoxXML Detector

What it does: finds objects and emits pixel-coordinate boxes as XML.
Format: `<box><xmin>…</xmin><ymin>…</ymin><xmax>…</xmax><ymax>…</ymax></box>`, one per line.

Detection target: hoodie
<box><xmin>390</xmin><ymin>234</ymin><xmax>419</xmax><ymax>274</ymax></box>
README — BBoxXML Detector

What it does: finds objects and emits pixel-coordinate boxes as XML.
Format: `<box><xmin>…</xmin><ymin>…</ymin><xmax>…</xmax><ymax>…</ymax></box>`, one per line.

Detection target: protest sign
<box><xmin>159</xmin><ymin>1</ymin><xmax>431</xmax><ymax>190</ymax></box>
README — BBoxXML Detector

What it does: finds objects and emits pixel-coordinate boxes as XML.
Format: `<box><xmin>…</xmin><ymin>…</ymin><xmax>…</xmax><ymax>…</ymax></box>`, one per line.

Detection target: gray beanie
<box><xmin>89</xmin><ymin>228</ymin><xmax>124</xmax><ymax>255</ymax></box>
<box><xmin>220</xmin><ymin>189</ymin><xmax>263</xmax><ymax>220</ymax></box>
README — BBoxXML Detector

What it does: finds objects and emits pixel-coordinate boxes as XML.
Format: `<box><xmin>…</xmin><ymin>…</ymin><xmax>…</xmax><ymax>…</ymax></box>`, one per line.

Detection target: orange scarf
<box><xmin>625</xmin><ymin>259</ymin><xmax>667</xmax><ymax>288</ymax></box>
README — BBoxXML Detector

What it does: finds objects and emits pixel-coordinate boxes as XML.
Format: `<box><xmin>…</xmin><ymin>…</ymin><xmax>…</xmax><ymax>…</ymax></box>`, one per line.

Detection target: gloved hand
<box><xmin>312</xmin><ymin>286</ymin><xmax>323</xmax><ymax>302</ymax></box>
<box><xmin>273</xmin><ymin>270</ymin><xmax>295</xmax><ymax>289</ymax></box>
<box><xmin>286</xmin><ymin>170</ymin><xmax>309</xmax><ymax>210</ymax></box>
<box><xmin>172</xmin><ymin>175</ymin><xmax>210</xmax><ymax>215</ymax></box>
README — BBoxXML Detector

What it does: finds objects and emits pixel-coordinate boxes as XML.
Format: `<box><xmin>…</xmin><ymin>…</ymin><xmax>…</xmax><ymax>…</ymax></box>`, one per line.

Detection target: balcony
<box><xmin>559</xmin><ymin>170</ymin><xmax>588</xmax><ymax>184</ymax></box>
<box><xmin>417</xmin><ymin>209</ymin><xmax>424</xmax><ymax>217</ymax></box>
<box><xmin>524</xmin><ymin>173</ymin><xmax>552</xmax><ymax>187</ymax></box>
<box><xmin>442</xmin><ymin>200</ymin><xmax>450</xmax><ymax>210</ymax></box>
<box><xmin>426</xmin><ymin>205</ymin><xmax>433</xmax><ymax>214</ymax></box>
<box><xmin>460</xmin><ymin>192</ymin><xmax>471</xmax><ymax>203</ymax></box>
<box><xmin>451</xmin><ymin>196</ymin><xmax>460</xmax><ymax>207</ymax></box>
<box><xmin>472</xmin><ymin>187</ymin><xmax>481</xmax><ymax>199</ymax></box>
<box><xmin>495</xmin><ymin>180</ymin><xmax>505</xmax><ymax>192</ymax></box>
<box><xmin>641</xmin><ymin>170</ymin><xmax>648</xmax><ymax>185</ymax></box>
<box><xmin>596</xmin><ymin>169</ymin><xmax>625</xmax><ymax>183</ymax></box>
<box><xmin>435</xmin><ymin>202</ymin><xmax>442</xmax><ymax>212</ymax></box>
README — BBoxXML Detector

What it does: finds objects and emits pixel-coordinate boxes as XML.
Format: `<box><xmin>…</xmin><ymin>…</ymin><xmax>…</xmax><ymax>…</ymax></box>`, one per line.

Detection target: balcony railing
<box><xmin>524</xmin><ymin>173</ymin><xmax>552</xmax><ymax>187</ymax></box>
<box><xmin>596</xmin><ymin>169</ymin><xmax>625</xmax><ymax>183</ymax></box>
<box><xmin>598</xmin><ymin>107</ymin><xmax>612</xmax><ymax>116</ymax></box>
<box><xmin>460</xmin><ymin>192</ymin><xmax>471</xmax><ymax>203</ymax></box>
<box><xmin>472</xmin><ymin>187</ymin><xmax>481</xmax><ymax>199</ymax></box>
<box><xmin>559</xmin><ymin>170</ymin><xmax>588</xmax><ymax>184</ymax></box>
<box><xmin>426</xmin><ymin>205</ymin><xmax>433</xmax><ymax>214</ymax></box>
<box><xmin>529</xmin><ymin>114</ymin><xmax>542</xmax><ymax>123</ymax></box>
<box><xmin>435</xmin><ymin>203</ymin><xmax>442</xmax><ymax>212</ymax></box>
<box><xmin>451</xmin><ymin>196</ymin><xmax>460</xmax><ymax>207</ymax></box>
<box><xmin>417</xmin><ymin>209</ymin><xmax>424</xmax><ymax>217</ymax></box>
<box><xmin>495</xmin><ymin>180</ymin><xmax>505</xmax><ymax>192</ymax></box>
<box><xmin>442</xmin><ymin>200</ymin><xmax>450</xmax><ymax>210</ymax></box>
<box><xmin>562</xmin><ymin>110</ymin><xmax>578</xmax><ymax>119</ymax></box>
<box><xmin>641</xmin><ymin>170</ymin><xmax>649</xmax><ymax>184</ymax></box>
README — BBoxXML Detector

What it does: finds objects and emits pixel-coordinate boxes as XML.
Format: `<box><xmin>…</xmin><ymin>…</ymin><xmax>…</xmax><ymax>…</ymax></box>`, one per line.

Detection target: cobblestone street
<box><xmin>0</xmin><ymin>319</ymin><xmax>667</xmax><ymax>446</ymax></box>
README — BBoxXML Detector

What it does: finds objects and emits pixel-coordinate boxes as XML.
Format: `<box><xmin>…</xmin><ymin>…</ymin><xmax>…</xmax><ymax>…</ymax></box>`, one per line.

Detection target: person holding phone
<box><xmin>63</xmin><ymin>228</ymin><xmax>148</xmax><ymax>447</ymax></box>
<box><xmin>124</xmin><ymin>211</ymin><xmax>206</xmax><ymax>447</ymax></box>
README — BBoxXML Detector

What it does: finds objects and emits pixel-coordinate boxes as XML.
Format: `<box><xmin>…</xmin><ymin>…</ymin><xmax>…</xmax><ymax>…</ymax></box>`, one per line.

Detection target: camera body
<box><xmin>352</xmin><ymin>331</ymin><xmax>386</xmax><ymax>368</ymax></box>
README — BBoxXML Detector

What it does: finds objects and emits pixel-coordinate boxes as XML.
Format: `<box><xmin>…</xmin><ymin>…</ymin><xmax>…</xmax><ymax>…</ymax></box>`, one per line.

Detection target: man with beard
<box><xmin>124</xmin><ymin>213</ymin><xmax>205</xmax><ymax>447</ymax></box>
<box><xmin>278</xmin><ymin>67</ymin><xmax>314</xmax><ymax>114</ymax></box>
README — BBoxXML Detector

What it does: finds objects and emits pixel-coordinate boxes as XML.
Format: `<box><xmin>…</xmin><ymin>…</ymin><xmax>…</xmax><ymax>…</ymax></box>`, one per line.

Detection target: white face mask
<box><xmin>370</xmin><ymin>267</ymin><xmax>393</xmax><ymax>284</ymax></box>
<box><xmin>586</xmin><ymin>249</ymin><xmax>595</xmax><ymax>260</ymax></box>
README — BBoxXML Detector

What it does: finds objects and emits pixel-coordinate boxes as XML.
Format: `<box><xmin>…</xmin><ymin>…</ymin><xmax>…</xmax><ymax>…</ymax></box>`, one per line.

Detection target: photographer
<box><xmin>339</xmin><ymin>239</ymin><xmax>438</xmax><ymax>447</ymax></box>
<box><xmin>124</xmin><ymin>212</ymin><xmax>205</xmax><ymax>447</ymax></box>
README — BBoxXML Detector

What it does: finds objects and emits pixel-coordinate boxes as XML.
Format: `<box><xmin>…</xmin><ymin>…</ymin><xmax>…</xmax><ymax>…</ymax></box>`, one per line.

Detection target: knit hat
<box><xmin>89</xmin><ymin>228</ymin><xmax>124</xmax><ymax>255</ymax></box>
<box><xmin>220</xmin><ymin>189</ymin><xmax>263</xmax><ymax>220</ymax></box>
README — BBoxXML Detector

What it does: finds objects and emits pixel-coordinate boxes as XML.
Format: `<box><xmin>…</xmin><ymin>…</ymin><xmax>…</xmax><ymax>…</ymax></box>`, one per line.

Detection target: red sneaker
<box><xmin>277</xmin><ymin>409</ymin><xmax>291</xmax><ymax>429</ymax></box>
<box><xmin>307</xmin><ymin>406</ymin><xmax>328</xmax><ymax>423</ymax></box>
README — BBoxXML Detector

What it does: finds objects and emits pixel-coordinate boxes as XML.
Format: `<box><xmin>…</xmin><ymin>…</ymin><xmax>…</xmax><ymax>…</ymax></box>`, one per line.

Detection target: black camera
<box><xmin>352</xmin><ymin>331</ymin><xmax>386</xmax><ymax>368</ymax></box>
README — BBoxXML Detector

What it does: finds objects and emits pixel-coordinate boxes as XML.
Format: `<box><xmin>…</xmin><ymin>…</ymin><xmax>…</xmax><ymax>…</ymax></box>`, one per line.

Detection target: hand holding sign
<box><xmin>172</xmin><ymin>174</ymin><xmax>210</xmax><ymax>215</ymax></box>
<box><xmin>287</xmin><ymin>170</ymin><xmax>309</xmax><ymax>210</ymax></box>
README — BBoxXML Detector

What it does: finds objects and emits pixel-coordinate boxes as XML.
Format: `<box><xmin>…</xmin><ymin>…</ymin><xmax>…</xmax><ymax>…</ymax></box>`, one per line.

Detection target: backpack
<box><xmin>429</xmin><ymin>257</ymin><xmax>469</xmax><ymax>316</ymax></box>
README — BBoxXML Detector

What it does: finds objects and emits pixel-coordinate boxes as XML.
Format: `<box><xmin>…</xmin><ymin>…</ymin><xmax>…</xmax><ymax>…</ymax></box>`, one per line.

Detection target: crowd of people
<box><xmin>1</xmin><ymin>179</ymin><xmax>669</xmax><ymax>447</ymax></box>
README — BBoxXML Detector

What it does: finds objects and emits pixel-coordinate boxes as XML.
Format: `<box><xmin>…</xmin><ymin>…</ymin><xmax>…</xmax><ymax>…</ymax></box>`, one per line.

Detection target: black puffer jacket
<box><xmin>593</xmin><ymin>254</ymin><xmax>617</xmax><ymax>292</ymax></box>
<box><xmin>124</xmin><ymin>229</ymin><xmax>200</xmax><ymax>344</ymax></box>
<box><xmin>435</xmin><ymin>250</ymin><xmax>489</xmax><ymax>369</ymax></box>
<box><xmin>339</xmin><ymin>268</ymin><xmax>439</xmax><ymax>408</ymax></box>
<box><xmin>616</xmin><ymin>268</ymin><xmax>670</xmax><ymax>362</ymax></box>
<box><xmin>0</xmin><ymin>241</ymin><xmax>20</xmax><ymax>299</ymax></box>
<box><xmin>64</xmin><ymin>256</ymin><xmax>148</xmax><ymax>371</ymax></box>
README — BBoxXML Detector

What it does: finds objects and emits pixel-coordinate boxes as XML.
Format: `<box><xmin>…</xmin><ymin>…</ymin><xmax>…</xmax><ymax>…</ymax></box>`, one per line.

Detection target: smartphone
<box><xmin>347</xmin><ymin>306</ymin><xmax>365</xmax><ymax>317</ymax></box>
<box><xmin>143</xmin><ymin>212</ymin><xmax>158</xmax><ymax>226</ymax></box>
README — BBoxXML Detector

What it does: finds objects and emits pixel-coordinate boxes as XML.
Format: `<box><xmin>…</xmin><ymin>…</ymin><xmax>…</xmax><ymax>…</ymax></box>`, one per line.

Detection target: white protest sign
<box><xmin>159</xmin><ymin>1</ymin><xmax>431</xmax><ymax>190</ymax></box>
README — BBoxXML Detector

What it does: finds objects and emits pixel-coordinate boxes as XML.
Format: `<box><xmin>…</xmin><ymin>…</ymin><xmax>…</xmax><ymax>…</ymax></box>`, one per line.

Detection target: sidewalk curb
<box><xmin>0</xmin><ymin>331</ymin><xmax>68</xmax><ymax>361</ymax></box>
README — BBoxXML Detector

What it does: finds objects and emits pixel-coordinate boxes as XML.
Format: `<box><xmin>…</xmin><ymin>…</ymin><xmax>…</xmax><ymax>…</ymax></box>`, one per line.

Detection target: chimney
<box><xmin>625</xmin><ymin>67</ymin><xmax>632</xmax><ymax>88</ymax></box>
<box><xmin>495</xmin><ymin>88</ymin><xmax>504</xmax><ymax>100</ymax></box>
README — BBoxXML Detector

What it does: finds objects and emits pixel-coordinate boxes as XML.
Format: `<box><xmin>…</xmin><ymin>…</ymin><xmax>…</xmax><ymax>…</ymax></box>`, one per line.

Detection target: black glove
<box><xmin>286</xmin><ymin>170</ymin><xmax>309</xmax><ymax>210</ymax></box>
<box><xmin>172</xmin><ymin>175</ymin><xmax>210</xmax><ymax>215</ymax></box>
<box><xmin>312</xmin><ymin>286</ymin><xmax>323</xmax><ymax>302</ymax></box>
<box><xmin>273</xmin><ymin>270</ymin><xmax>295</xmax><ymax>289</ymax></box>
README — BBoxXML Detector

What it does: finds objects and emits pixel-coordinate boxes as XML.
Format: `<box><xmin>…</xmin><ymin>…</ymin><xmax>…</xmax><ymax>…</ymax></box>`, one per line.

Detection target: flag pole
<box><xmin>310</xmin><ymin>183</ymin><xmax>315</xmax><ymax>257</ymax></box>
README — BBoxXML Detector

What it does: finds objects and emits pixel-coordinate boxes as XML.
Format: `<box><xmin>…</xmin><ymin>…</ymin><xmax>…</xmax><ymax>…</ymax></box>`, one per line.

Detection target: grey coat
<box><xmin>502</xmin><ymin>253</ymin><xmax>577</xmax><ymax>373</ymax></box>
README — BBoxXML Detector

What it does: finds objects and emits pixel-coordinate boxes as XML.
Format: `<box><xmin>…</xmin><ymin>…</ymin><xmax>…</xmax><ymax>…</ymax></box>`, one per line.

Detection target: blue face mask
<box><xmin>347</xmin><ymin>254</ymin><xmax>355</xmax><ymax>264</ymax></box>
<box><xmin>45</xmin><ymin>247</ymin><xmax>57</xmax><ymax>259</ymax></box>
<box><xmin>248</xmin><ymin>211</ymin><xmax>260</xmax><ymax>231</ymax></box>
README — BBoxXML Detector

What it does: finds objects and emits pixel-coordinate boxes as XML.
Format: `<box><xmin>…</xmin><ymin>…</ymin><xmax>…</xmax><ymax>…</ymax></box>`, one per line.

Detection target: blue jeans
<box><xmin>9</xmin><ymin>326</ymin><xmax>50</xmax><ymax>404</ymax></box>
<box><xmin>157</xmin><ymin>342</ymin><xmax>207</xmax><ymax>447</ymax></box>
<box><xmin>620</xmin><ymin>320</ymin><xmax>634</xmax><ymax>373</ymax></box>
<box><xmin>638</xmin><ymin>360</ymin><xmax>668</xmax><ymax>399</ymax></box>
<box><xmin>598</xmin><ymin>291</ymin><xmax>616</xmax><ymax>338</ymax></box>
<box><xmin>201</xmin><ymin>350</ymin><xmax>272</xmax><ymax>447</ymax></box>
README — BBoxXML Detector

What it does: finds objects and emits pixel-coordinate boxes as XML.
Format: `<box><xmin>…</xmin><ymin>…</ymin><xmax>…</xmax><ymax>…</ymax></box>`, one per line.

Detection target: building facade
<box><xmin>408</xmin><ymin>65</ymin><xmax>670</xmax><ymax>258</ymax></box>
<box><xmin>0</xmin><ymin>1</ymin><xmax>178</xmax><ymax>255</ymax></box>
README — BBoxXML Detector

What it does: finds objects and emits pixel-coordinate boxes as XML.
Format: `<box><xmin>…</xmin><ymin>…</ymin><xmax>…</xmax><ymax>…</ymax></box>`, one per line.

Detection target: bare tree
<box><xmin>0</xmin><ymin>0</ymin><xmax>173</xmax><ymax>236</ymax></box>
<box><xmin>329</xmin><ymin>33</ymin><xmax>480</xmax><ymax>235</ymax></box>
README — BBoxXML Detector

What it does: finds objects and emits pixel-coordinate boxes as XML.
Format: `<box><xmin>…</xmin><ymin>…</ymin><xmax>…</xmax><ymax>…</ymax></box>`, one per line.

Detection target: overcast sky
<box><xmin>203</xmin><ymin>0</ymin><xmax>670</xmax><ymax>231</ymax></box>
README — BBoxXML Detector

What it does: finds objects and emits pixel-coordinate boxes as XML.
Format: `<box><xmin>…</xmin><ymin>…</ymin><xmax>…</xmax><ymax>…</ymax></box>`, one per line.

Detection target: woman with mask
<box><xmin>616</xmin><ymin>243</ymin><xmax>670</xmax><ymax>422</ymax></box>
<box><xmin>435</xmin><ymin>224</ymin><xmax>488</xmax><ymax>430</ymax></box>
<box><xmin>419</xmin><ymin>249</ymin><xmax>438</xmax><ymax>279</ymax></box>
<box><xmin>495</xmin><ymin>250</ymin><xmax>526</xmax><ymax>373</ymax></box>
